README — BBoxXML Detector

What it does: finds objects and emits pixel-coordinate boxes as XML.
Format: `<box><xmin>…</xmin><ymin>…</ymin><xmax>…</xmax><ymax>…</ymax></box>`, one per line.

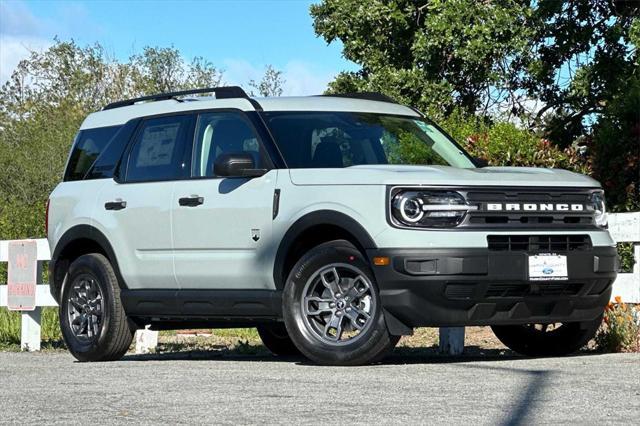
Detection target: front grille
<box><xmin>463</xmin><ymin>188</ymin><xmax>596</xmax><ymax>229</ymax></box>
<box><xmin>485</xmin><ymin>282</ymin><xmax>583</xmax><ymax>297</ymax></box>
<box><xmin>487</xmin><ymin>235</ymin><xmax>592</xmax><ymax>252</ymax></box>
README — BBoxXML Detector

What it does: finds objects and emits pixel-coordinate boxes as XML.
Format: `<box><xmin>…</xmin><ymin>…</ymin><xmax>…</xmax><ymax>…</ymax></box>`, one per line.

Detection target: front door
<box><xmin>172</xmin><ymin>111</ymin><xmax>277</xmax><ymax>289</ymax></box>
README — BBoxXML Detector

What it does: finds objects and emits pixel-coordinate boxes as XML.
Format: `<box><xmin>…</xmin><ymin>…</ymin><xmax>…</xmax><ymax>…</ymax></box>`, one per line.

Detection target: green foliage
<box><xmin>311</xmin><ymin>0</ymin><xmax>533</xmax><ymax>117</ymax></box>
<box><xmin>440</xmin><ymin>110</ymin><xmax>591</xmax><ymax>174</ymax></box>
<box><xmin>617</xmin><ymin>243</ymin><xmax>636</xmax><ymax>273</ymax></box>
<box><xmin>249</xmin><ymin>65</ymin><xmax>285</xmax><ymax>97</ymax></box>
<box><xmin>311</xmin><ymin>1</ymin><xmax>639</xmax><ymax>127</ymax></box>
<box><xmin>590</xmin><ymin>75</ymin><xmax>640</xmax><ymax>212</ymax></box>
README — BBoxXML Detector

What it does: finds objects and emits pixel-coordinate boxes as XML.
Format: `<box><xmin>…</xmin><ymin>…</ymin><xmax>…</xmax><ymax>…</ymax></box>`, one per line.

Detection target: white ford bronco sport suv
<box><xmin>47</xmin><ymin>87</ymin><xmax>617</xmax><ymax>365</ymax></box>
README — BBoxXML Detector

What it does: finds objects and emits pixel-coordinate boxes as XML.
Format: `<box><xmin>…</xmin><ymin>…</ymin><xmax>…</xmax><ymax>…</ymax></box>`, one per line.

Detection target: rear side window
<box><xmin>64</xmin><ymin>126</ymin><xmax>121</xmax><ymax>181</ymax></box>
<box><xmin>125</xmin><ymin>115</ymin><xmax>193</xmax><ymax>182</ymax></box>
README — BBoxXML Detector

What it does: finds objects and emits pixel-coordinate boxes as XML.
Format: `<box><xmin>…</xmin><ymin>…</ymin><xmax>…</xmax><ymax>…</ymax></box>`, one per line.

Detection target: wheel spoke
<box><xmin>323</xmin><ymin>312</ymin><xmax>344</xmax><ymax>341</ymax></box>
<box><xmin>87</xmin><ymin>315</ymin><xmax>93</xmax><ymax>338</ymax></box>
<box><xmin>344</xmin><ymin>276</ymin><xmax>369</xmax><ymax>301</ymax></box>
<box><xmin>304</xmin><ymin>296</ymin><xmax>334</xmax><ymax>316</ymax></box>
<box><xmin>70</xmin><ymin>298</ymin><xmax>83</xmax><ymax>311</ymax></box>
<box><xmin>320</xmin><ymin>268</ymin><xmax>341</xmax><ymax>296</ymax></box>
<box><xmin>345</xmin><ymin>308</ymin><xmax>368</xmax><ymax>330</ymax></box>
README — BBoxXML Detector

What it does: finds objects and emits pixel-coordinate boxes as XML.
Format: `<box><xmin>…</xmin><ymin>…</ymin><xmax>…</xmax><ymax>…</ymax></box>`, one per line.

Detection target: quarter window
<box><xmin>64</xmin><ymin>125</ymin><xmax>121</xmax><ymax>181</ymax></box>
<box><xmin>126</xmin><ymin>115</ymin><xmax>192</xmax><ymax>182</ymax></box>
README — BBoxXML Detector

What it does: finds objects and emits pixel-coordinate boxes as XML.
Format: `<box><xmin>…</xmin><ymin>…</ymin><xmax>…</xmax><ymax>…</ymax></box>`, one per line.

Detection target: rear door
<box><xmin>94</xmin><ymin>114</ymin><xmax>194</xmax><ymax>289</ymax></box>
<box><xmin>171</xmin><ymin>111</ymin><xmax>276</xmax><ymax>289</ymax></box>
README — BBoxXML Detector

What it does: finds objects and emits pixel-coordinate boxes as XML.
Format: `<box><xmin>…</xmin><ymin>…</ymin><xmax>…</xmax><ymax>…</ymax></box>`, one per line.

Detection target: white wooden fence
<box><xmin>1</xmin><ymin>212</ymin><xmax>639</xmax><ymax>353</ymax></box>
<box><xmin>607</xmin><ymin>212</ymin><xmax>640</xmax><ymax>303</ymax></box>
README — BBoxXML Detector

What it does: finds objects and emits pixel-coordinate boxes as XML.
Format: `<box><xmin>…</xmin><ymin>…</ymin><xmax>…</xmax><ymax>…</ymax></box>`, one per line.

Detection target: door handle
<box><xmin>105</xmin><ymin>200</ymin><xmax>127</xmax><ymax>211</ymax></box>
<box><xmin>178</xmin><ymin>196</ymin><xmax>204</xmax><ymax>207</ymax></box>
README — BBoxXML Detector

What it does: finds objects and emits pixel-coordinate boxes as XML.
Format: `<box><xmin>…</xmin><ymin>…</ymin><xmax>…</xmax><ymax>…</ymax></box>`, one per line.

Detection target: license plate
<box><xmin>528</xmin><ymin>253</ymin><xmax>568</xmax><ymax>281</ymax></box>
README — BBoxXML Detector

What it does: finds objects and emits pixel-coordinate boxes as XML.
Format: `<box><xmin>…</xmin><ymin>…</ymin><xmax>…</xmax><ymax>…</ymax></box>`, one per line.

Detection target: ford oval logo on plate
<box><xmin>529</xmin><ymin>254</ymin><xmax>568</xmax><ymax>281</ymax></box>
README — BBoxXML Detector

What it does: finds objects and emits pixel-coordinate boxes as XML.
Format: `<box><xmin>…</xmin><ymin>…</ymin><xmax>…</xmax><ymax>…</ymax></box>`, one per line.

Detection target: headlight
<box><xmin>590</xmin><ymin>190</ymin><xmax>607</xmax><ymax>228</ymax></box>
<box><xmin>391</xmin><ymin>190</ymin><xmax>476</xmax><ymax>228</ymax></box>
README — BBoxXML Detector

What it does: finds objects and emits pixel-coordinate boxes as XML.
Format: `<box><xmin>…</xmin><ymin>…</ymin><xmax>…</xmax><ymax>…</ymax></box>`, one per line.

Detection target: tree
<box><xmin>311</xmin><ymin>0</ymin><xmax>534</xmax><ymax>118</ymax></box>
<box><xmin>249</xmin><ymin>65</ymin><xmax>285</xmax><ymax>97</ymax></box>
<box><xmin>310</xmin><ymin>0</ymin><xmax>639</xmax><ymax>132</ymax></box>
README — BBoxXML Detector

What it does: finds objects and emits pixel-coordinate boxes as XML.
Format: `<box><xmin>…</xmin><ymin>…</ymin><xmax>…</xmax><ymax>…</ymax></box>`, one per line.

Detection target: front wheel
<box><xmin>59</xmin><ymin>254</ymin><xmax>134</xmax><ymax>362</ymax></box>
<box><xmin>491</xmin><ymin>316</ymin><xmax>603</xmax><ymax>357</ymax></box>
<box><xmin>283</xmin><ymin>240</ymin><xmax>399</xmax><ymax>366</ymax></box>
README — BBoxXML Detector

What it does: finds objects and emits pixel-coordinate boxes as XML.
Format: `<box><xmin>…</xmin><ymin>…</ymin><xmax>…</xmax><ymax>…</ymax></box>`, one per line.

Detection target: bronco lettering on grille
<box><xmin>486</xmin><ymin>203</ymin><xmax>585</xmax><ymax>212</ymax></box>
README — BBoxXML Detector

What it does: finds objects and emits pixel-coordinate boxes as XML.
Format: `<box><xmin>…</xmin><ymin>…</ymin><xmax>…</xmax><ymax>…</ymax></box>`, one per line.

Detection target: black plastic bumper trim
<box><xmin>367</xmin><ymin>246</ymin><xmax>617</xmax><ymax>327</ymax></box>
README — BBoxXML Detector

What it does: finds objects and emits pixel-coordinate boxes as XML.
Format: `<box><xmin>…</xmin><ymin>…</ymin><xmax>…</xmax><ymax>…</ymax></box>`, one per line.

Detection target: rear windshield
<box><xmin>64</xmin><ymin>126</ymin><xmax>121</xmax><ymax>181</ymax></box>
<box><xmin>262</xmin><ymin>111</ymin><xmax>475</xmax><ymax>169</ymax></box>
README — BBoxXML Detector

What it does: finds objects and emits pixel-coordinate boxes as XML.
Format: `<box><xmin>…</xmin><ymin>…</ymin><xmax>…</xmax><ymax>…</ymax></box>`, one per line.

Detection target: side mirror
<box><xmin>213</xmin><ymin>153</ymin><xmax>267</xmax><ymax>178</ymax></box>
<box><xmin>473</xmin><ymin>156</ymin><xmax>489</xmax><ymax>168</ymax></box>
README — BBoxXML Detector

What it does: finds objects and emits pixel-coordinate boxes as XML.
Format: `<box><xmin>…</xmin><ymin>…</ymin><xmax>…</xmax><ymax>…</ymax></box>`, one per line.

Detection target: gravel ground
<box><xmin>0</xmin><ymin>351</ymin><xmax>638</xmax><ymax>425</ymax></box>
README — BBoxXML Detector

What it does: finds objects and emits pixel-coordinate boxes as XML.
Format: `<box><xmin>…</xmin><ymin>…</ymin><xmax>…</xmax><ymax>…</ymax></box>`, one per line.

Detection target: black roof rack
<box><xmin>102</xmin><ymin>86</ymin><xmax>251</xmax><ymax>110</ymax></box>
<box><xmin>319</xmin><ymin>92</ymin><xmax>398</xmax><ymax>104</ymax></box>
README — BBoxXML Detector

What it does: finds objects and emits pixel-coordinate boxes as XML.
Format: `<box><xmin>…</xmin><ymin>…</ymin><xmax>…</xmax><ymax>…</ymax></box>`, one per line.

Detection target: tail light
<box><xmin>45</xmin><ymin>198</ymin><xmax>50</xmax><ymax>236</ymax></box>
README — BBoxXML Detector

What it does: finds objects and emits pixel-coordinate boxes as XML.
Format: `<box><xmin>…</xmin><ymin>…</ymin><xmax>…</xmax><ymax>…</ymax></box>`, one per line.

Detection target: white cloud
<box><xmin>282</xmin><ymin>60</ymin><xmax>334</xmax><ymax>96</ymax></box>
<box><xmin>0</xmin><ymin>0</ymin><xmax>101</xmax><ymax>83</ymax></box>
<box><xmin>0</xmin><ymin>35</ymin><xmax>52</xmax><ymax>83</ymax></box>
<box><xmin>0</xmin><ymin>1</ymin><xmax>44</xmax><ymax>36</ymax></box>
<box><xmin>0</xmin><ymin>1</ymin><xmax>52</xmax><ymax>83</ymax></box>
<box><xmin>222</xmin><ymin>58</ymin><xmax>336</xmax><ymax>96</ymax></box>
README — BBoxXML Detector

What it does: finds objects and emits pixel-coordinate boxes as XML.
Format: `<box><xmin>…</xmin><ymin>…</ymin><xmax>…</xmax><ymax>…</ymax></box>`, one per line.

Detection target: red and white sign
<box><xmin>7</xmin><ymin>240</ymin><xmax>37</xmax><ymax>311</ymax></box>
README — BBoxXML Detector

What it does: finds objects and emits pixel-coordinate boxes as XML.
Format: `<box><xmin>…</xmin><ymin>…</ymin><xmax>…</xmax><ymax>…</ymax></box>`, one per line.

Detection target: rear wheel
<box><xmin>283</xmin><ymin>240</ymin><xmax>399</xmax><ymax>365</ymax></box>
<box><xmin>491</xmin><ymin>316</ymin><xmax>603</xmax><ymax>357</ymax></box>
<box><xmin>59</xmin><ymin>254</ymin><xmax>134</xmax><ymax>362</ymax></box>
<box><xmin>257</xmin><ymin>323</ymin><xmax>301</xmax><ymax>357</ymax></box>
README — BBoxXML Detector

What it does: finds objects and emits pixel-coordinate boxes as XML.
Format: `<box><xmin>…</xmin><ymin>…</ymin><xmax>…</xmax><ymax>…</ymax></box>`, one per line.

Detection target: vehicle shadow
<box><xmin>122</xmin><ymin>344</ymin><xmax>600</xmax><ymax>364</ymax></box>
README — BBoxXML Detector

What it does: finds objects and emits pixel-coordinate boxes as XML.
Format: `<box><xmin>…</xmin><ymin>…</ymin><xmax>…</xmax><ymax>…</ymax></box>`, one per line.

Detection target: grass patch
<box><xmin>0</xmin><ymin>307</ymin><xmax>62</xmax><ymax>344</ymax></box>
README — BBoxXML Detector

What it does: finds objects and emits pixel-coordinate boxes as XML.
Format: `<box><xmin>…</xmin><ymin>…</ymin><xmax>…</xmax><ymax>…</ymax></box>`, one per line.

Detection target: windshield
<box><xmin>262</xmin><ymin>111</ymin><xmax>475</xmax><ymax>168</ymax></box>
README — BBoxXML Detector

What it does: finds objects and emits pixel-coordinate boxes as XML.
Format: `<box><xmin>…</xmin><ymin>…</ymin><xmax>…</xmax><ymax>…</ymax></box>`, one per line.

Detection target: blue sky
<box><xmin>0</xmin><ymin>0</ymin><xmax>358</xmax><ymax>94</ymax></box>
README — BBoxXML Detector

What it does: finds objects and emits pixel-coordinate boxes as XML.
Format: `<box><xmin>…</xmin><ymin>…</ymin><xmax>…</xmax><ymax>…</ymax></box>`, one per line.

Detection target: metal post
<box><xmin>21</xmin><ymin>308</ymin><xmax>42</xmax><ymax>351</ymax></box>
<box><xmin>21</xmin><ymin>260</ymin><xmax>44</xmax><ymax>351</ymax></box>
<box><xmin>439</xmin><ymin>327</ymin><xmax>465</xmax><ymax>355</ymax></box>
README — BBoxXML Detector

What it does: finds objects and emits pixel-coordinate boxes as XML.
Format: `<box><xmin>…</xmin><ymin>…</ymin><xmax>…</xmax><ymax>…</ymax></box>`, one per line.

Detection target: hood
<box><xmin>289</xmin><ymin>165</ymin><xmax>600</xmax><ymax>188</ymax></box>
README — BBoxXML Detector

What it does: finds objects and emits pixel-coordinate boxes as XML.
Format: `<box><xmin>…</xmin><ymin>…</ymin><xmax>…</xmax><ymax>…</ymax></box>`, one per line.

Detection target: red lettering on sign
<box><xmin>8</xmin><ymin>283</ymin><xmax>35</xmax><ymax>297</ymax></box>
<box><xmin>15</xmin><ymin>253</ymin><xmax>28</xmax><ymax>269</ymax></box>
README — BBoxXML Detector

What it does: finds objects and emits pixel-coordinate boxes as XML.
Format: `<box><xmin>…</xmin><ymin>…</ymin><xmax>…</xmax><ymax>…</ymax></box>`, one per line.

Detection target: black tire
<box><xmin>257</xmin><ymin>323</ymin><xmax>301</xmax><ymax>357</ymax></box>
<box><xmin>59</xmin><ymin>253</ymin><xmax>134</xmax><ymax>362</ymax></box>
<box><xmin>491</xmin><ymin>315</ymin><xmax>603</xmax><ymax>357</ymax></box>
<box><xmin>283</xmin><ymin>240</ymin><xmax>399</xmax><ymax>366</ymax></box>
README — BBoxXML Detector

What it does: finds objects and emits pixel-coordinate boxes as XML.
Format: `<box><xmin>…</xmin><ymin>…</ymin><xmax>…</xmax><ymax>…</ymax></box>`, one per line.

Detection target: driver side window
<box><xmin>192</xmin><ymin>112</ymin><xmax>263</xmax><ymax>177</ymax></box>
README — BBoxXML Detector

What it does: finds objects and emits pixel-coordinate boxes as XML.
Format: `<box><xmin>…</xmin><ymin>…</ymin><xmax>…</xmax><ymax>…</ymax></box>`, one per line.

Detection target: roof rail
<box><xmin>102</xmin><ymin>86</ymin><xmax>251</xmax><ymax>110</ymax></box>
<box><xmin>319</xmin><ymin>92</ymin><xmax>398</xmax><ymax>104</ymax></box>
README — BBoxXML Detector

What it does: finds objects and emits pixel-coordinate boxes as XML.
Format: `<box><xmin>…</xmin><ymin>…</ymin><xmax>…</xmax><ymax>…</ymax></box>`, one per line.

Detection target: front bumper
<box><xmin>367</xmin><ymin>246</ymin><xmax>617</xmax><ymax>328</ymax></box>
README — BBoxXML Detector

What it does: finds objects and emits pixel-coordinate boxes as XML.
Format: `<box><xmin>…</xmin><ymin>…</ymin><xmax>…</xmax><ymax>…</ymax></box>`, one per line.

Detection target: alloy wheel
<box><xmin>66</xmin><ymin>274</ymin><xmax>104</xmax><ymax>342</ymax></box>
<box><xmin>300</xmin><ymin>263</ymin><xmax>376</xmax><ymax>346</ymax></box>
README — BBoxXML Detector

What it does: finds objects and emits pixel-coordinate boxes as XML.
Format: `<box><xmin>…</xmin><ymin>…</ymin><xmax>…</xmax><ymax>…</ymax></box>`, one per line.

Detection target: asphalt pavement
<box><xmin>0</xmin><ymin>351</ymin><xmax>638</xmax><ymax>425</ymax></box>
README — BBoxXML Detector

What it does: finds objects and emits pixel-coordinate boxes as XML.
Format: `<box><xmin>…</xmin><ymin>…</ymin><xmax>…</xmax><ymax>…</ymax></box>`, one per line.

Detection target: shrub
<box><xmin>595</xmin><ymin>297</ymin><xmax>640</xmax><ymax>353</ymax></box>
<box><xmin>440</xmin><ymin>110</ymin><xmax>592</xmax><ymax>175</ymax></box>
